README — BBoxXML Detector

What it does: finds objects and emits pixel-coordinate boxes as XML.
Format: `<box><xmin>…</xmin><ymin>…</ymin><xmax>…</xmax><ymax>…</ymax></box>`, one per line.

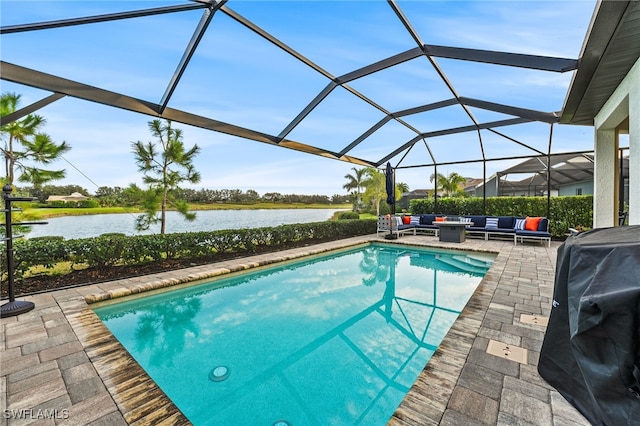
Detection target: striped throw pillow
<box><xmin>485</xmin><ymin>217</ymin><xmax>499</xmax><ymax>229</ymax></box>
<box><xmin>515</xmin><ymin>218</ymin><xmax>526</xmax><ymax>230</ymax></box>
<box><xmin>410</xmin><ymin>216</ymin><xmax>420</xmax><ymax>225</ymax></box>
<box><xmin>460</xmin><ymin>217</ymin><xmax>472</xmax><ymax>223</ymax></box>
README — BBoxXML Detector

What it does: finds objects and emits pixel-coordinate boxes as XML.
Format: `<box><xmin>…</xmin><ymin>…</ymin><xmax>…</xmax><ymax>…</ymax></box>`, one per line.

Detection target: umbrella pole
<box><xmin>392</xmin><ymin>171</ymin><xmax>396</xmax><ymax>216</ymax></box>
<box><xmin>388</xmin><ymin>183</ymin><xmax>396</xmax><ymax>237</ymax></box>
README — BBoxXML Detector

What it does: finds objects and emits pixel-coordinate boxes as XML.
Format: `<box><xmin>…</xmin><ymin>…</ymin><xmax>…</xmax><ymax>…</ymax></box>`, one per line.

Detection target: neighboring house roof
<box><xmin>46</xmin><ymin>192</ymin><xmax>89</xmax><ymax>202</ymax></box>
<box><xmin>463</xmin><ymin>178</ymin><xmax>484</xmax><ymax>191</ymax></box>
<box><xmin>474</xmin><ymin>152</ymin><xmax>629</xmax><ymax>192</ymax></box>
<box><xmin>402</xmin><ymin>189</ymin><xmax>431</xmax><ymax>197</ymax></box>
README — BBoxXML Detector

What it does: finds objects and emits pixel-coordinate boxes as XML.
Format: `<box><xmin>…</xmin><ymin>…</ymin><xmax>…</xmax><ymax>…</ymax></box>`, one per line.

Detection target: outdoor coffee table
<box><xmin>432</xmin><ymin>221</ymin><xmax>473</xmax><ymax>243</ymax></box>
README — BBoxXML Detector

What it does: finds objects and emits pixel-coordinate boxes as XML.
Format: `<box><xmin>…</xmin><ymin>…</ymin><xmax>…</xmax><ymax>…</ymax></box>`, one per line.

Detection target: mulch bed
<box><xmin>2</xmin><ymin>238</ymin><xmax>341</xmax><ymax>298</ymax></box>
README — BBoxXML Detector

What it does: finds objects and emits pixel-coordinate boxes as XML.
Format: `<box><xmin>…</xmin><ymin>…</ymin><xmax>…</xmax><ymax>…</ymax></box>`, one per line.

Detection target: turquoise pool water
<box><xmin>94</xmin><ymin>243</ymin><xmax>494</xmax><ymax>425</ymax></box>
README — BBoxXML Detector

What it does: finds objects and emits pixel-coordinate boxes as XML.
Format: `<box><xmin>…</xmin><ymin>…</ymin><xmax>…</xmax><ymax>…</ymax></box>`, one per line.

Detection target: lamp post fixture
<box><xmin>1</xmin><ymin>184</ymin><xmax>47</xmax><ymax>318</ymax></box>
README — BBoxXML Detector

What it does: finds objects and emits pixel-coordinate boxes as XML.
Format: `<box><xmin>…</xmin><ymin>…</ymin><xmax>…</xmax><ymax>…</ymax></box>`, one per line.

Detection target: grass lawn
<box><xmin>359</xmin><ymin>213</ymin><xmax>378</xmax><ymax>220</ymax></box>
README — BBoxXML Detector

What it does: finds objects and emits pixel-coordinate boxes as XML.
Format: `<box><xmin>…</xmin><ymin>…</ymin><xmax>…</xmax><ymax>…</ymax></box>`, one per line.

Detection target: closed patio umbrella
<box><xmin>385</xmin><ymin>162</ymin><xmax>397</xmax><ymax>239</ymax></box>
<box><xmin>385</xmin><ymin>162</ymin><xmax>396</xmax><ymax>213</ymax></box>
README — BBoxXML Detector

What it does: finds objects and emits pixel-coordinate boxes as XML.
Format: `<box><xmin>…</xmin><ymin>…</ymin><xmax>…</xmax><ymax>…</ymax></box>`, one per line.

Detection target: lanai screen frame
<box><xmin>1</xmin><ymin>0</ymin><xmax>588</xmax><ymax>218</ymax></box>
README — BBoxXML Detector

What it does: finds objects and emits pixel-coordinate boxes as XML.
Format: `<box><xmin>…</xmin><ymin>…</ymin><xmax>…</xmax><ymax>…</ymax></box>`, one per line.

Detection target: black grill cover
<box><xmin>538</xmin><ymin>225</ymin><xmax>640</xmax><ymax>425</ymax></box>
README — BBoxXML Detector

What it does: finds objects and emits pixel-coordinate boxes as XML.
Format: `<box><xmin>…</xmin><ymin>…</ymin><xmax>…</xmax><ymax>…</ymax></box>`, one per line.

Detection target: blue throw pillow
<box><xmin>515</xmin><ymin>218</ymin><xmax>526</xmax><ymax>230</ymax></box>
<box><xmin>538</xmin><ymin>217</ymin><xmax>549</xmax><ymax>231</ymax></box>
<box><xmin>485</xmin><ymin>217</ymin><xmax>499</xmax><ymax>229</ymax></box>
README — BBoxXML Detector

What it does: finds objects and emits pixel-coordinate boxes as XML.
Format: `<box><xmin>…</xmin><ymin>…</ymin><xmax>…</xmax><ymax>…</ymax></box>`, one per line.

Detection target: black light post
<box><xmin>1</xmin><ymin>184</ymin><xmax>47</xmax><ymax>318</ymax></box>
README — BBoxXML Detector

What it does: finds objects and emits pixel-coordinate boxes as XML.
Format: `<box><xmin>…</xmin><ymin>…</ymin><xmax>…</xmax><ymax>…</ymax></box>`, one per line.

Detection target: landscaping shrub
<box><xmin>4</xmin><ymin>219</ymin><xmax>377</xmax><ymax>283</ymax></box>
<box><xmin>409</xmin><ymin>195</ymin><xmax>593</xmax><ymax>238</ymax></box>
<box><xmin>337</xmin><ymin>211</ymin><xmax>359</xmax><ymax>220</ymax></box>
<box><xmin>77</xmin><ymin>199</ymin><xmax>100</xmax><ymax>208</ymax></box>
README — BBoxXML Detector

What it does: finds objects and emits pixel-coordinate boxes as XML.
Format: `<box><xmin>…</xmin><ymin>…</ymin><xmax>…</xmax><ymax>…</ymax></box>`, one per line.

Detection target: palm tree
<box><xmin>430</xmin><ymin>172</ymin><xmax>467</xmax><ymax>197</ymax></box>
<box><xmin>362</xmin><ymin>167</ymin><xmax>386</xmax><ymax>216</ymax></box>
<box><xmin>444</xmin><ymin>172</ymin><xmax>467</xmax><ymax>197</ymax></box>
<box><xmin>395</xmin><ymin>181</ymin><xmax>409</xmax><ymax>203</ymax></box>
<box><xmin>131</xmin><ymin>119</ymin><xmax>201</xmax><ymax>234</ymax></box>
<box><xmin>0</xmin><ymin>92</ymin><xmax>71</xmax><ymax>188</ymax></box>
<box><xmin>429</xmin><ymin>172</ymin><xmax>446</xmax><ymax>196</ymax></box>
<box><xmin>343</xmin><ymin>167</ymin><xmax>367</xmax><ymax>212</ymax></box>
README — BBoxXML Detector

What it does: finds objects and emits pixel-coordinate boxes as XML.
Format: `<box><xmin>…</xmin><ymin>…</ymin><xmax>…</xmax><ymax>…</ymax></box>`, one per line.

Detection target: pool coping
<box><xmin>1</xmin><ymin>235</ymin><xmax>590</xmax><ymax>425</ymax></box>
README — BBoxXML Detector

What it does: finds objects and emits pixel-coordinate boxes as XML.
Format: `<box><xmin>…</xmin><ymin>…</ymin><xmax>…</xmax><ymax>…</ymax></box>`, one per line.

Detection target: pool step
<box><xmin>452</xmin><ymin>255</ymin><xmax>493</xmax><ymax>268</ymax></box>
<box><xmin>437</xmin><ymin>256</ymin><xmax>489</xmax><ymax>274</ymax></box>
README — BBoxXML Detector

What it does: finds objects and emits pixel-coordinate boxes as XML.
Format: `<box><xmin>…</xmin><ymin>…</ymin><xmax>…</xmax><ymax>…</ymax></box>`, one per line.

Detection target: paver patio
<box><xmin>1</xmin><ymin>234</ymin><xmax>590</xmax><ymax>425</ymax></box>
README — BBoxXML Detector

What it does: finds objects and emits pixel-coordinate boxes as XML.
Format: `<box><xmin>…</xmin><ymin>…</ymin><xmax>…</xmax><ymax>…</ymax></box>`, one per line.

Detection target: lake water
<box><xmin>26</xmin><ymin>209</ymin><xmax>347</xmax><ymax>240</ymax></box>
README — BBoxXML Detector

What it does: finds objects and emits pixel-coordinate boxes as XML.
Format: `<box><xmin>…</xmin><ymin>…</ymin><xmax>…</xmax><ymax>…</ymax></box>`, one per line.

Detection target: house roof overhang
<box><xmin>560</xmin><ymin>0</ymin><xmax>640</xmax><ymax>126</ymax></box>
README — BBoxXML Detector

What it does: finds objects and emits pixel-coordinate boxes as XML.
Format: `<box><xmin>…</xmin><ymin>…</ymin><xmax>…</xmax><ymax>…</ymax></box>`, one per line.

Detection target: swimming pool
<box><xmin>94</xmin><ymin>243</ymin><xmax>494</xmax><ymax>425</ymax></box>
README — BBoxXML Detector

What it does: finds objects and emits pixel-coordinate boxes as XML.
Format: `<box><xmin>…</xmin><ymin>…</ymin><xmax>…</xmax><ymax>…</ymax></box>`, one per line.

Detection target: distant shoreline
<box><xmin>25</xmin><ymin>203</ymin><xmax>352</xmax><ymax>220</ymax></box>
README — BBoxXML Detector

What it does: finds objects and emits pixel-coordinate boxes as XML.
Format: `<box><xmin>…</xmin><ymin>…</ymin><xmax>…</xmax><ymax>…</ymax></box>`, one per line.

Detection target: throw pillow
<box><xmin>395</xmin><ymin>216</ymin><xmax>403</xmax><ymax>227</ymax></box>
<box><xmin>435</xmin><ymin>216</ymin><xmax>447</xmax><ymax>222</ymax></box>
<box><xmin>402</xmin><ymin>216</ymin><xmax>411</xmax><ymax>225</ymax></box>
<box><xmin>525</xmin><ymin>216</ymin><xmax>542</xmax><ymax>231</ymax></box>
<box><xmin>538</xmin><ymin>217</ymin><xmax>548</xmax><ymax>231</ymax></box>
<box><xmin>515</xmin><ymin>218</ymin><xmax>526</xmax><ymax>230</ymax></box>
<box><xmin>460</xmin><ymin>217</ymin><xmax>472</xmax><ymax>223</ymax></box>
<box><xmin>485</xmin><ymin>217</ymin><xmax>499</xmax><ymax>228</ymax></box>
<box><xmin>410</xmin><ymin>216</ymin><xmax>420</xmax><ymax>225</ymax></box>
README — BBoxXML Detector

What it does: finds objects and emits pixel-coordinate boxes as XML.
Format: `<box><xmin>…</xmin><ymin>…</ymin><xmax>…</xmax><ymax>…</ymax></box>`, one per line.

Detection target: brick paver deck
<box><xmin>1</xmin><ymin>234</ymin><xmax>590</xmax><ymax>425</ymax></box>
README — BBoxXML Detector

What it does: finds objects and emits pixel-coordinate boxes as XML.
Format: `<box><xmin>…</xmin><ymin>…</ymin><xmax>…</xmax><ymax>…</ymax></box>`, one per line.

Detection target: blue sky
<box><xmin>0</xmin><ymin>0</ymin><xmax>602</xmax><ymax>196</ymax></box>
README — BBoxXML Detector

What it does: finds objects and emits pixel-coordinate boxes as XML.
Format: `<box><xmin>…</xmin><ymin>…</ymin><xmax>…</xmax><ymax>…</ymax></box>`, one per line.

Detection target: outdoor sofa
<box><xmin>378</xmin><ymin>214</ymin><xmax>551</xmax><ymax>246</ymax></box>
<box><xmin>377</xmin><ymin>214</ymin><xmax>446</xmax><ymax>238</ymax></box>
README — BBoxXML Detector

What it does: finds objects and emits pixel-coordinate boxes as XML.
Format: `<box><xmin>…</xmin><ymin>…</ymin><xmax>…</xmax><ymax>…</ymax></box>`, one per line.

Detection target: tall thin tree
<box><xmin>0</xmin><ymin>92</ymin><xmax>71</xmax><ymax>188</ymax></box>
<box><xmin>131</xmin><ymin>119</ymin><xmax>201</xmax><ymax>234</ymax></box>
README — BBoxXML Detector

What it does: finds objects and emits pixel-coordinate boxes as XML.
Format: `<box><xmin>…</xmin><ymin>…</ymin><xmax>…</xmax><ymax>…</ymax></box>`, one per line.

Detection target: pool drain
<box><xmin>209</xmin><ymin>366</ymin><xmax>229</xmax><ymax>382</ymax></box>
<box><xmin>272</xmin><ymin>421</ymin><xmax>290</xmax><ymax>426</ymax></box>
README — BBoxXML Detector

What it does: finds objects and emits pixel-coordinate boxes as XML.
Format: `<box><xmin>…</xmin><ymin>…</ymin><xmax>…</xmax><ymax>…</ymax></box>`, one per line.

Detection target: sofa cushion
<box><xmin>420</xmin><ymin>214</ymin><xmax>436</xmax><ymax>225</ymax></box>
<box><xmin>525</xmin><ymin>216</ymin><xmax>542</xmax><ymax>231</ymax></box>
<box><xmin>415</xmin><ymin>223</ymin><xmax>438</xmax><ymax>229</ymax></box>
<box><xmin>487</xmin><ymin>228</ymin><xmax>516</xmax><ymax>234</ymax></box>
<box><xmin>497</xmin><ymin>216</ymin><xmax>515</xmax><ymax>229</ymax></box>
<box><xmin>516</xmin><ymin>229</ymin><xmax>551</xmax><ymax>237</ymax></box>
<box><xmin>466</xmin><ymin>215</ymin><xmax>486</xmax><ymax>228</ymax></box>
